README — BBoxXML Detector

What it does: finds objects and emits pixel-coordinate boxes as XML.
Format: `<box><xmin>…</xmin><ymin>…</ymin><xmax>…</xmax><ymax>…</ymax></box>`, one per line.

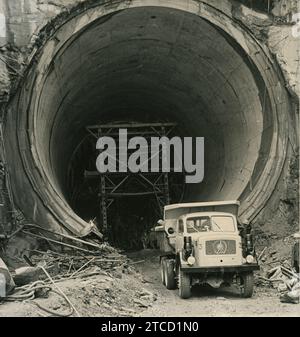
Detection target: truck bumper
<box><xmin>180</xmin><ymin>264</ymin><xmax>259</xmax><ymax>273</ymax></box>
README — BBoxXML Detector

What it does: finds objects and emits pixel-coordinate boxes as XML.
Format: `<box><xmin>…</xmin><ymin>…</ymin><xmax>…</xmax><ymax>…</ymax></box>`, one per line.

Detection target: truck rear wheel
<box><xmin>240</xmin><ymin>271</ymin><xmax>254</xmax><ymax>298</ymax></box>
<box><xmin>178</xmin><ymin>267</ymin><xmax>191</xmax><ymax>299</ymax></box>
<box><xmin>160</xmin><ymin>258</ymin><xmax>166</xmax><ymax>285</ymax></box>
<box><xmin>164</xmin><ymin>260</ymin><xmax>176</xmax><ymax>290</ymax></box>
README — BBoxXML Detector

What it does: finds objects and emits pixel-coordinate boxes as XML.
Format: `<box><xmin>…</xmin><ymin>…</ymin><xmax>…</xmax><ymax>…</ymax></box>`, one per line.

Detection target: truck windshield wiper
<box><xmin>189</xmin><ymin>226</ymin><xmax>200</xmax><ymax>233</ymax></box>
<box><xmin>211</xmin><ymin>219</ymin><xmax>223</xmax><ymax>232</ymax></box>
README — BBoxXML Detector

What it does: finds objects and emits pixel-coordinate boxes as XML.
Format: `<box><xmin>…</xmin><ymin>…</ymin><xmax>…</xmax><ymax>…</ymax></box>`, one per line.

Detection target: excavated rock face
<box><xmin>0</xmin><ymin>0</ymin><xmax>298</xmax><ymax>239</ymax></box>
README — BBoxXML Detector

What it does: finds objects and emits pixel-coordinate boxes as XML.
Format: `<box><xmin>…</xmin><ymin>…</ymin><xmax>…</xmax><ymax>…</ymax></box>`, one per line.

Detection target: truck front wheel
<box><xmin>160</xmin><ymin>258</ymin><xmax>166</xmax><ymax>285</ymax></box>
<box><xmin>240</xmin><ymin>271</ymin><xmax>254</xmax><ymax>298</ymax></box>
<box><xmin>178</xmin><ymin>267</ymin><xmax>191</xmax><ymax>299</ymax></box>
<box><xmin>164</xmin><ymin>260</ymin><xmax>176</xmax><ymax>290</ymax></box>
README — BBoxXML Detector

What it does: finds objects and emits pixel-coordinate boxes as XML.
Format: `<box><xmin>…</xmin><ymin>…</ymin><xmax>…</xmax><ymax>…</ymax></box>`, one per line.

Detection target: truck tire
<box><xmin>292</xmin><ymin>242</ymin><xmax>299</xmax><ymax>273</ymax></box>
<box><xmin>160</xmin><ymin>258</ymin><xmax>166</xmax><ymax>285</ymax></box>
<box><xmin>178</xmin><ymin>267</ymin><xmax>191</xmax><ymax>299</ymax></box>
<box><xmin>164</xmin><ymin>260</ymin><xmax>176</xmax><ymax>290</ymax></box>
<box><xmin>241</xmin><ymin>271</ymin><xmax>254</xmax><ymax>298</ymax></box>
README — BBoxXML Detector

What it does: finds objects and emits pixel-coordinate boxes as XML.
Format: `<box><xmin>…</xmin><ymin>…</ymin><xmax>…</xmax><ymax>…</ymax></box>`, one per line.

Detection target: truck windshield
<box><xmin>186</xmin><ymin>216</ymin><xmax>235</xmax><ymax>233</ymax></box>
<box><xmin>186</xmin><ymin>217</ymin><xmax>211</xmax><ymax>233</ymax></box>
<box><xmin>211</xmin><ymin>216</ymin><xmax>235</xmax><ymax>232</ymax></box>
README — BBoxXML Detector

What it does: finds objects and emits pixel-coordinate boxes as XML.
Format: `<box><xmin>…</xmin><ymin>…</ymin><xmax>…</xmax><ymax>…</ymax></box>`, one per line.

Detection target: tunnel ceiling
<box><xmin>4</xmin><ymin>1</ymin><xmax>290</xmax><ymax>237</ymax></box>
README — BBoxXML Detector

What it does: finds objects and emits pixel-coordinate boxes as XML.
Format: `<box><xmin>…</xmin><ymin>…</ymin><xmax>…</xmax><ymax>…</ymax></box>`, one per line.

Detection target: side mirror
<box><xmin>167</xmin><ymin>227</ymin><xmax>175</xmax><ymax>235</ymax></box>
<box><xmin>157</xmin><ymin>219</ymin><xmax>165</xmax><ymax>226</ymax></box>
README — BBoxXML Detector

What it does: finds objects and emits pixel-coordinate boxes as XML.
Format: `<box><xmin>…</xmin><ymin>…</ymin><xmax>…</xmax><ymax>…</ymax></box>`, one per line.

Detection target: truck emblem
<box><xmin>213</xmin><ymin>240</ymin><xmax>228</xmax><ymax>255</ymax></box>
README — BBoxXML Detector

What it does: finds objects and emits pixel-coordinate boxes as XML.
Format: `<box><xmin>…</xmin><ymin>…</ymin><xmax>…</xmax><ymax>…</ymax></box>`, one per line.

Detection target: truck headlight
<box><xmin>246</xmin><ymin>255</ymin><xmax>254</xmax><ymax>264</ymax></box>
<box><xmin>187</xmin><ymin>256</ymin><xmax>196</xmax><ymax>266</ymax></box>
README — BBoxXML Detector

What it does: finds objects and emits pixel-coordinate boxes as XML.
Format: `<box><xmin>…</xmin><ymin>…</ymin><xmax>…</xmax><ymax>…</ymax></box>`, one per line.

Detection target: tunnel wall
<box><xmin>0</xmin><ymin>0</ymin><xmax>299</xmax><ymax>238</ymax></box>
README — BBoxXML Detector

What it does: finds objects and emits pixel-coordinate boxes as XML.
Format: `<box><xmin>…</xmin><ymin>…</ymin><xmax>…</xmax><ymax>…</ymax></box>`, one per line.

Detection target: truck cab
<box><xmin>155</xmin><ymin>201</ymin><xmax>259</xmax><ymax>299</ymax></box>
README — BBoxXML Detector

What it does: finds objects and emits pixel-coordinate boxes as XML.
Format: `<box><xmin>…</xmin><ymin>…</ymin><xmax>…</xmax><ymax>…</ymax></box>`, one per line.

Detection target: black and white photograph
<box><xmin>0</xmin><ymin>0</ymin><xmax>299</xmax><ymax>322</ymax></box>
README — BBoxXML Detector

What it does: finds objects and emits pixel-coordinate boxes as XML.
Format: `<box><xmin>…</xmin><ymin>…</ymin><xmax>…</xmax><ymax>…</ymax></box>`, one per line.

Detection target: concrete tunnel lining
<box><xmin>4</xmin><ymin>0</ymin><xmax>290</xmax><ymax>238</ymax></box>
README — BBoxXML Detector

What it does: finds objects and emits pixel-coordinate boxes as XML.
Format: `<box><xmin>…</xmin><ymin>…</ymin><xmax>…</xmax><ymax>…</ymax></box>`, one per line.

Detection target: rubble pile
<box><xmin>28</xmin><ymin>249</ymin><xmax>130</xmax><ymax>277</ymax></box>
<box><xmin>0</xmin><ymin>226</ymin><xmax>157</xmax><ymax>317</ymax></box>
<box><xmin>255</xmin><ymin>237</ymin><xmax>300</xmax><ymax>304</ymax></box>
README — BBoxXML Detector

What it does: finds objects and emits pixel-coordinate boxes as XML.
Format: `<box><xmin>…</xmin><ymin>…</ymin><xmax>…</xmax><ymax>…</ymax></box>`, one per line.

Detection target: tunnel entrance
<box><xmin>4</xmin><ymin>1</ymin><xmax>290</xmax><ymax>242</ymax></box>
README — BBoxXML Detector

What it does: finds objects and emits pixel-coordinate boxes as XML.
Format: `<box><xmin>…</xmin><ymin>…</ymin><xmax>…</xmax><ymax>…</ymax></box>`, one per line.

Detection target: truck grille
<box><xmin>205</xmin><ymin>240</ymin><xmax>236</xmax><ymax>255</ymax></box>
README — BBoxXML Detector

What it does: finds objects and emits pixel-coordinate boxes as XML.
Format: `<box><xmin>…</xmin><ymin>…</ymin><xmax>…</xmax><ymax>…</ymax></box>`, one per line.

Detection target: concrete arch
<box><xmin>4</xmin><ymin>0</ymin><xmax>290</xmax><ymax>236</ymax></box>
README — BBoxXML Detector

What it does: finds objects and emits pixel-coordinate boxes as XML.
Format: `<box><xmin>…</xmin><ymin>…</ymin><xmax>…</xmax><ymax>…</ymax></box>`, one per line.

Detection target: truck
<box><xmin>154</xmin><ymin>200</ymin><xmax>259</xmax><ymax>299</ymax></box>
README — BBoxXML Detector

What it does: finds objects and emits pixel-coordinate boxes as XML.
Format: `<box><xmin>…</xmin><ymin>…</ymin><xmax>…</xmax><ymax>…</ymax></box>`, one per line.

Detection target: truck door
<box><xmin>175</xmin><ymin>219</ymin><xmax>185</xmax><ymax>253</ymax></box>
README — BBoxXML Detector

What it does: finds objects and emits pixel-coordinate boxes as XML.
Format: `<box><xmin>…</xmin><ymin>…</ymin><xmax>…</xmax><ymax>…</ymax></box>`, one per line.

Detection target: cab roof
<box><xmin>165</xmin><ymin>201</ymin><xmax>240</xmax><ymax>211</ymax></box>
<box><xmin>164</xmin><ymin>200</ymin><xmax>240</xmax><ymax>219</ymax></box>
<box><xmin>179</xmin><ymin>211</ymin><xmax>236</xmax><ymax>220</ymax></box>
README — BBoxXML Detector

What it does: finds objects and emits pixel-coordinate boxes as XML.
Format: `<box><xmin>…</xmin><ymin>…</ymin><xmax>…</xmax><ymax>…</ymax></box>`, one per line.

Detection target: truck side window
<box><xmin>178</xmin><ymin>220</ymin><xmax>184</xmax><ymax>233</ymax></box>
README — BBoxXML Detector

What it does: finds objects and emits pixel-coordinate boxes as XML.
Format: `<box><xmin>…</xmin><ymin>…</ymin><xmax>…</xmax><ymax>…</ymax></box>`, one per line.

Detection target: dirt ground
<box><xmin>131</xmin><ymin>250</ymin><xmax>300</xmax><ymax>317</ymax></box>
<box><xmin>0</xmin><ymin>249</ymin><xmax>299</xmax><ymax>317</ymax></box>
